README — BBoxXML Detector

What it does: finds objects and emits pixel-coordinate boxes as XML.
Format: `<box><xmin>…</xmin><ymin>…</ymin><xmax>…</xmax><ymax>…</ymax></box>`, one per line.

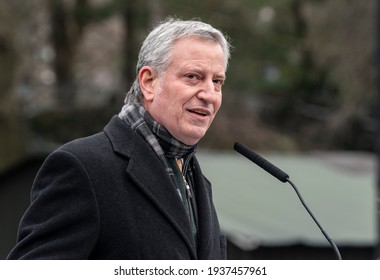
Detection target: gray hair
<box><xmin>124</xmin><ymin>18</ymin><xmax>231</xmax><ymax>105</ymax></box>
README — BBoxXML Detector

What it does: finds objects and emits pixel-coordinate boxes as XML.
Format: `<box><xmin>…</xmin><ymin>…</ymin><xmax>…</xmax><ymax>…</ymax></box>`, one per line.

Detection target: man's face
<box><xmin>141</xmin><ymin>37</ymin><xmax>226</xmax><ymax>145</ymax></box>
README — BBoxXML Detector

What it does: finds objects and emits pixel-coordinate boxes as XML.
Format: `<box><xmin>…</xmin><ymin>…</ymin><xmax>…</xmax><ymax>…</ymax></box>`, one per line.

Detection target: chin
<box><xmin>176</xmin><ymin>127</ymin><xmax>208</xmax><ymax>145</ymax></box>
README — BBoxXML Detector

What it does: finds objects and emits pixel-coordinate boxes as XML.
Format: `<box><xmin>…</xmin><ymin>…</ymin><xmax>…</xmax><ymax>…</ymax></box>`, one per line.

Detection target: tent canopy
<box><xmin>197</xmin><ymin>150</ymin><xmax>377</xmax><ymax>250</ymax></box>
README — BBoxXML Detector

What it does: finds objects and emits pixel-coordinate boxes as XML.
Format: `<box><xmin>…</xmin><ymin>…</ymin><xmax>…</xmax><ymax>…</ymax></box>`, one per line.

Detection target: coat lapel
<box><xmin>104</xmin><ymin>116</ymin><xmax>197</xmax><ymax>258</ymax></box>
<box><xmin>191</xmin><ymin>159</ymin><xmax>216</xmax><ymax>259</ymax></box>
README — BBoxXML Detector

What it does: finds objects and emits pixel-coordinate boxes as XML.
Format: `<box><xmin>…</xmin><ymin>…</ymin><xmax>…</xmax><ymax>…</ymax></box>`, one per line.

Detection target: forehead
<box><xmin>169</xmin><ymin>37</ymin><xmax>226</xmax><ymax>70</ymax></box>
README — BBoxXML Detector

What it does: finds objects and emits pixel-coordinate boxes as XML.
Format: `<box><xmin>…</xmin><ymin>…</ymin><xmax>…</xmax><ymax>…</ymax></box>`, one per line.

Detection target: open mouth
<box><xmin>188</xmin><ymin>109</ymin><xmax>209</xmax><ymax>116</ymax></box>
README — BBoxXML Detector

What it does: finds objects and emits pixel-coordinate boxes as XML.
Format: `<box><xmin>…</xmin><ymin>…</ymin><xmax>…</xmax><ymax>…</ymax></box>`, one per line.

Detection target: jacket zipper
<box><xmin>181</xmin><ymin>149</ymin><xmax>196</xmax><ymax>199</ymax></box>
<box><xmin>180</xmin><ymin>150</ymin><xmax>198</xmax><ymax>245</ymax></box>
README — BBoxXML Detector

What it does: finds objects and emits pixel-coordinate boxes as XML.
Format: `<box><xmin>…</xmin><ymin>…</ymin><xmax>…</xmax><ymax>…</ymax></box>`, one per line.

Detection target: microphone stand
<box><xmin>287</xmin><ymin>179</ymin><xmax>342</xmax><ymax>260</ymax></box>
<box><xmin>234</xmin><ymin>142</ymin><xmax>342</xmax><ymax>260</ymax></box>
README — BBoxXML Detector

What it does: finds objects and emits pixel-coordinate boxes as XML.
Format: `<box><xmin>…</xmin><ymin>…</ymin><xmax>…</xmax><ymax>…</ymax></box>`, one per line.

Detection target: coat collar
<box><xmin>103</xmin><ymin>116</ymin><xmax>197</xmax><ymax>258</ymax></box>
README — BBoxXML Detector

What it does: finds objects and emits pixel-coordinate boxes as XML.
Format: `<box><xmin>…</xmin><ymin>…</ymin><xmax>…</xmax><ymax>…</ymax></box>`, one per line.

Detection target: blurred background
<box><xmin>0</xmin><ymin>0</ymin><xmax>378</xmax><ymax>259</ymax></box>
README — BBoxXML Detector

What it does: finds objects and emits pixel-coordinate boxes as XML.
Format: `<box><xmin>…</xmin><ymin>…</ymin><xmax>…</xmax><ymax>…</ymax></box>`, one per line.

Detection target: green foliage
<box><xmin>0</xmin><ymin>0</ymin><xmax>376</xmax><ymax>160</ymax></box>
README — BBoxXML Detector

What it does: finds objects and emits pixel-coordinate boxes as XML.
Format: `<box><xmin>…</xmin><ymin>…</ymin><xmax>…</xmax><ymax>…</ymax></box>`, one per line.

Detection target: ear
<box><xmin>139</xmin><ymin>66</ymin><xmax>158</xmax><ymax>102</ymax></box>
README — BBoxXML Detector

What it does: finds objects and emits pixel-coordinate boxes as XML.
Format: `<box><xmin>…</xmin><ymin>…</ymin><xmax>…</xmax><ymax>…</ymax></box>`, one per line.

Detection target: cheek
<box><xmin>214</xmin><ymin>95</ymin><xmax>222</xmax><ymax>114</ymax></box>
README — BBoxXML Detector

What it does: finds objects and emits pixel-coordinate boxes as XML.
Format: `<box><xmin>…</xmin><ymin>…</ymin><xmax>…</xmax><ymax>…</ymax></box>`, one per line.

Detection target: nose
<box><xmin>197</xmin><ymin>79</ymin><xmax>219</xmax><ymax>103</ymax></box>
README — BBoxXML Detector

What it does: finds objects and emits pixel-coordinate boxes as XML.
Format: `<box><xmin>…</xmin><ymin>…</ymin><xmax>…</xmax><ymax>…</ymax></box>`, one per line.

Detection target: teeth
<box><xmin>192</xmin><ymin>109</ymin><xmax>207</xmax><ymax>115</ymax></box>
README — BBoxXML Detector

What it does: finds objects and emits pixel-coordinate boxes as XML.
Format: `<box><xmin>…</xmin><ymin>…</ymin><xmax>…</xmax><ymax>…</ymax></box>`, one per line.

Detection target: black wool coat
<box><xmin>7</xmin><ymin>116</ymin><xmax>226</xmax><ymax>260</ymax></box>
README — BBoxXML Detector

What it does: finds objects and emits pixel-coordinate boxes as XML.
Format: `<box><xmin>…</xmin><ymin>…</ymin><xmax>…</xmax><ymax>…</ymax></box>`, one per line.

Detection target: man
<box><xmin>7</xmin><ymin>18</ymin><xmax>231</xmax><ymax>260</ymax></box>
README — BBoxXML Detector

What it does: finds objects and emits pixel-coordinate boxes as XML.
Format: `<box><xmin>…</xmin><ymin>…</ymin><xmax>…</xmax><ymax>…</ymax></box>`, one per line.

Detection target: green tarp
<box><xmin>198</xmin><ymin>150</ymin><xmax>377</xmax><ymax>249</ymax></box>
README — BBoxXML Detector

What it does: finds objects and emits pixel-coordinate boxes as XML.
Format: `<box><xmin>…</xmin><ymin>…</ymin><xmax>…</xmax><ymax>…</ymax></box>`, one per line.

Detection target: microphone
<box><xmin>234</xmin><ymin>142</ymin><xmax>289</xmax><ymax>182</ymax></box>
<box><xmin>233</xmin><ymin>142</ymin><xmax>342</xmax><ymax>260</ymax></box>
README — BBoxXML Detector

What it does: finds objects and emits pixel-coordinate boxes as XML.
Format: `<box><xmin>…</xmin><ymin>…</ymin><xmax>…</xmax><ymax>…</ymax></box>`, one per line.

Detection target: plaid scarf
<box><xmin>118</xmin><ymin>103</ymin><xmax>196</xmax><ymax>178</ymax></box>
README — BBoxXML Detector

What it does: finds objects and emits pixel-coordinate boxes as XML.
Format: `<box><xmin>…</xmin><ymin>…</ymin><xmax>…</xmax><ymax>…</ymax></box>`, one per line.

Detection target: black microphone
<box><xmin>234</xmin><ymin>142</ymin><xmax>289</xmax><ymax>182</ymax></box>
<box><xmin>233</xmin><ymin>142</ymin><xmax>342</xmax><ymax>260</ymax></box>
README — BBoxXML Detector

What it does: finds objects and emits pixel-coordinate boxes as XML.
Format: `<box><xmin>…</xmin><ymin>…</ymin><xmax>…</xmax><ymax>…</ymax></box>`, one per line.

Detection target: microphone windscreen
<box><xmin>234</xmin><ymin>142</ymin><xmax>289</xmax><ymax>183</ymax></box>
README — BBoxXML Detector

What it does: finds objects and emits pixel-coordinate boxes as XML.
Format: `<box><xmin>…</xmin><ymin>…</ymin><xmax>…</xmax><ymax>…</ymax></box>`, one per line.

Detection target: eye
<box><xmin>186</xmin><ymin>73</ymin><xmax>200</xmax><ymax>80</ymax></box>
<box><xmin>213</xmin><ymin>79</ymin><xmax>224</xmax><ymax>85</ymax></box>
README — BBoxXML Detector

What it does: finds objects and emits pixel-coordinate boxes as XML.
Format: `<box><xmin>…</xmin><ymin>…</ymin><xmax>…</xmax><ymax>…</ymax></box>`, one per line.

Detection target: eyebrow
<box><xmin>214</xmin><ymin>73</ymin><xmax>226</xmax><ymax>79</ymax></box>
<box><xmin>181</xmin><ymin>65</ymin><xmax>225</xmax><ymax>79</ymax></box>
<box><xmin>196</xmin><ymin>67</ymin><xmax>225</xmax><ymax>77</ymax></box>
